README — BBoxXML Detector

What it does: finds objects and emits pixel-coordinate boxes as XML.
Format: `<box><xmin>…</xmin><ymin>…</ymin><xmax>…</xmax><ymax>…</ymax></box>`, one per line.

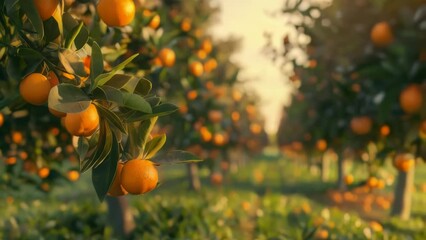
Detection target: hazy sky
<box><xmin>210</xmin><ymin>0</ymin><xmax>292</xmax><ymax>134</ymax></box>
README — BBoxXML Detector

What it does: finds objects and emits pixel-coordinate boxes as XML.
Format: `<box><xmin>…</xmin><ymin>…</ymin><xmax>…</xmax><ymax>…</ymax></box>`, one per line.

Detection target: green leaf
<box><xmin>153</xmin><ymin>103</ymin><xmax>178</xmax><ymax>115</ymax></box>
<box><xmin>48</xmin><ymin>83</ymin><xmax>91</xmax><ymax>113</ymax></box>
<box><xmin>90</xmin><ymin>41</ymin><xmax>104</xmax><ymax>89</ymax></box>
<box><xmin>92</xmin><ymin>121</ymin><xmax>114</xmax><ymax>169</ymax></box>
<box><xmin>134</xmin><ymin>78</ymin><xmax>152</xmax><ymax>96</ymax></box>
<box><xmin>151</xmin><ymin>150</ymin><xmax>203</xmax><ymax>165</ymax></box>
<box><xmin>43</xmin><ymin>17</ymin><xmax>61</xmax><ymax>43</ymax></box>
<box><xmin>103</xmin><ymin>74</ymin><xmax>134</xmax><ymax>89</ymax></box>
<box><xmin>120</xmin><ymin>103</ymin><xmax>178</xmax><ymax>122</ymax></box>
<box><xmin>144</xmin><ymin>134</ymin><xmax>166</xmax><ymax>159</ymax></box>
<box><xmin>92</xmin><ymin>85</ymin><xmax>124</xmax><ymax>105</ymax></box>
<box><xmin>91</xmin><ymin>132</ymin><xmax>119</xmax><ymax>202</ymax></box>
<box><xmin>146</xmin><ymin>96</ymin><xmax>161</xmax><ymax>107</ymax></box>
<box><xmin>94</xmin><ymin>103</ymin><xmax>127</xmax><ymax>134</ymax></box>
<box><xmin>65</xmin><ymin>21</ymin><xmax>87</xmax><ymax>50</ymax></box>
<box><xmin>19</xmin><ymin>0</ymin><xmax>44</xmax><ymax>39</ymax></box>
<box><xmin>138</xmin><ymin>117</ymin><xmax>158</xmax><ymax>151</ymax></box>
<box><xmin>122</xmin><ymin>92</ymin><xmax>152</xmax><ymax>113</ymax></box>
<box><xmin>17</xmin><ymin>47</ymin><xmax>43</xmax><ymax>60</ymax></box>
<box><xmin>76</xmin><ymin>137</ymin><xmax>89</xmax><ymax>162</ymax></box>
<box><xmin>94</xmin><ymin>54</ymin><xmax>139</xmax><ymax>88</ymax></box>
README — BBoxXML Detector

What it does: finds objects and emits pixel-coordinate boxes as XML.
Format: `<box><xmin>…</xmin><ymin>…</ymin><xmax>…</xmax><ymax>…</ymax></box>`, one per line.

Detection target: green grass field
<box><xmin>2</xmin><ymin>147</ymin><xmax>426</xmax><ymax>239</ymax></box>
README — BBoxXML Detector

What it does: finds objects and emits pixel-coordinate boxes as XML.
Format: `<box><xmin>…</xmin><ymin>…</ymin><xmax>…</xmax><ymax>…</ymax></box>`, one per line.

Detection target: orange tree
<box><xmin>0</xmin><ymin>0</ymin><xmax>203</xmax><ymax>204</ymax></box>
<box><xmin>270</xmin><ymin>0</ymin><xmax>426</xmax><ymax>219</ymax></box>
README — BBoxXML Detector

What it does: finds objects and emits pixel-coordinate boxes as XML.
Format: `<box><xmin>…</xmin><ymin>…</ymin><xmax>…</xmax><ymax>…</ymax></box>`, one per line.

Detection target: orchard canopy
<box><xmin>1</xmin><ymin>0</ymin><xmax>426</xmax><ymax>239</ymax></box>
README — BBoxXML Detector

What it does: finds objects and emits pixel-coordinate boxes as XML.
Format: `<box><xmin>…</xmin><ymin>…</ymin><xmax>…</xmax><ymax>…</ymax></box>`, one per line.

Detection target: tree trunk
<box><xmin>106</xmin><ymin>196</ymin><xmax>135</xmax><ymax>238</ymax></box>
<box><xmin>320</xmin><ymin>154</ymin><xmax>330</xmax><ymax>182</ymax></box>
<box><xmin>187</xmin><ymin>162</ymin><xmax>201</xmax><ymax>191</ymax></box>
<box><xmin>391</xmin><ymin>168</ymin><xmax>414</xmax><ymax>220</ymax></box>
<box><xmin>336</xmin><ymin>152</ymin><xmax>346</xmax><ymax>191</ymax></box>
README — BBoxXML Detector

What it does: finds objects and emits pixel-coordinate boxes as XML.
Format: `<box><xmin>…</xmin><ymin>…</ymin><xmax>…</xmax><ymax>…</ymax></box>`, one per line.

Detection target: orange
<box><xmin>196</xmin><ymin>49</ymin><xmax>207</xmax><ymax>60</ymax></box>
<box><xmin>49</xmin><ymin>107</ymin><xmax>66</xmax><ymax>117</ymax></box>
<box><xmin>344</xmin><ymin>174</ymin><xmax>354</xmax><ymax>185</ymax></box>
<box><xmin>67</xmin><ymin>170</ymin><xmax>80</xmax><ymax>182</ymax></box>
<box><xmin>200</xmin><ymin>39</ymin><xmax>212</xmax><ymax>54</ymax></box>
<box><xmin>189</xmin><ymin>61</ymin><xmax>203</xmax><ymax>77</ymax></box>
<box><xmin>121</xmin><ymin>159</ymin><xmax>158</xmax><ymax>194</ymax></box>
<box><xmin>369</xmin><ymin>221</ymin><xmax>383</xmax><ymax>232</ymax></box>
<box><xmin>370</xmin><ymin>21</ymin><xmax>394</xmax><ymax>47</ymax></box>
<box><xmin>208</xmin><ymin>110</ymin><xmax>223</xmax><ymax>123</ymax></box>
<box><xmin>12</xmin><ymin>131</ymin><xmax>24</xmax><ymax>144</ymax></box>
<box><xmin>205</xmin><ymin>81</ymin><xmax>214</xmax><ymax>90</ymax></box>
<box><xmin>400</xmin><ymin>84</ymin><xmax>423</xmax><ymax>114</ymax></box>
<box><xmin>210</xmin><ymin>172</ymin><xmax>223</xmax><ymax>186</ymax></box>
<box><xmin>232</xmin><ymin>90</ymin><xmax>242</xmax><ymax>101</ymax></box>
<box><xmin>83</xmin><ymin>56</ymin><xmax>91</xmax><ymax>74</ymax></box>
<box><xmin>0</xmin><ymin>113</ymin><xmax>3</xmax><ymax>127</ymax></box>
<box><xmin>203</xmin><ymin>58</ymin><xmax>217</xmax><ymax>73</ymax></box>
<box><xmin>148</xmin><ymin>14</ymin><xmax>160</xmax><ymax>29</ymax></box>
<box><xmin>151</xmin><ymin>57</ymin><xmax>163</xmax><ymax>67</ymax></box>
<box><xmin>376</xmin><ymin>179</ymin><xmax>385</xmax><ymax>189</ymax></box>
<box><xmin>5</xmin><ymin>157</ymin><xmax>17</xmax><ymax>165</ymax></box>
<box><xmin>380</xmin><ymin>125</ymin><xmax>390</xmax><ymax>137</ymax></box>
<box><xmin>180</xmin><ymin>18</ymin><xmax>191</xmax><ymax>32</ymax></box>
<box><xmin>20</xmin><ymin>73</ymin><xmax>51</xmax><ymax>105</ymax></box>
<box><xmin>350</xmin><ymin>116</ymin><xmax>372</xmax><ymax>135</ymax></box>
<box><xmin>179</xmin><ymin>104</ymin><xmax>188</xmax><ymax>114</ymax></box>
<box><xmin>314</xmin><ymin>229</ymin><xmax>329</xmax><ymax>239</ymax></box>
<box><xmin>97</xmin><ymin>0</ymin><xmax>135</xmax><ymax>27</ymax></box>
<box><xmin>200</xmin><ymin>127</ymin><xmax>212</xmax><ymax>142</ymax></box>
<box><xmin>231</xmin><ymin>111</ymin><xmax>240</xmax><ymax>122</ymax></box>
<box><xmin>108</xmin><ymin>162</ymin><xmax>128</xmax><ymax>196</ymax></box>
<box><xmin>213</xmin><ymin>133</ymin><xmax>227</xmax><ymax>146</ymax></box>
<box><xmin>38</xmin><ymin>167</ymin><xmax>50</xmax><ymax>179</ymax></box>
<box><xmin>367</xmin><ymin>176</ymin><xmax>378</xmax><ymax>188</ymax></box>
<box><xmin>394</xmin><ymin>154</ymin><xmax>414</xmax><ymax>172</ymax></box>
<box><xmin>19</xmin><ymin>151</ymin><xmax>28</xmax><ymax>160</ymax></box>
<box><xmin>250</xmin><ymin>123</ymin><xmax>262</xmax><ymax>134</ymax></box>
<box><xmin>316</xmin><ymin>139</ymin><xmax>327</xmax><ymax>151</ymax></box>
<box><xmin>34</xmin><ymin>0</ymin><xmax>58</xmax><ymax>21</ymax></box>
<box><xmin>158</xmin><ymin>48</ymin><xmax>176</xmax><ymax>67</ymax></box>
<box><xmin>187</xmin><ymin>90</ymin><xmax>198</xmax><ymax>100</ymax></box>
<box><xmin>64</xmin><ymin>103</ymin><xmax>99</xmax><ymax>137</ymax></box>
<box><xmin>47</xmin><ymin>71</ymin><xmax>59</xmax><ymax>86</ymax></box>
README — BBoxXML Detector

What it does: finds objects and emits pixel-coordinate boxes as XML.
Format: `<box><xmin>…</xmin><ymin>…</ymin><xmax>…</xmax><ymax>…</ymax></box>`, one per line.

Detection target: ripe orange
<box><xmin>213</xmin><ymin>133</ymin><xmax>227</xmax><ymax>146</ymax></box>
<box><xmin>314</xmin><ymin>229</ymin><xmax>329</xmax><ymax>239</ymax></box>
<box><xmin>0</xmin><ymin>113</ymin><xmax>4</xmax><ymax>127</ymax></box>
<box><xmin>203</xmin><ymin>58</ymin><xmax>217</xmax><ymax>73</ymax></box>
<box><xmin>394</xmin><ymin>154</ymin><xmax>415</xmax><ymax>172</ymax></box>
<box><xmin>200</xmin><ymin>39</ymin><xmax>212</xmax><ymax>54</ymax></box>
<box><xmin>38</xmin><ymin>167</ymin><xmax>50</xmax><ymax>179</ymax></box>
<box><xmin>64</xmin><ymin>103</ymin><xmax>99</xmax><ymax>137</ymax></box>
<box><xmin>151</xmin><ymin>57</ymin><xmax>163</xmax><ymax>67</ymax></box>
<box><xmin>367</xmin><ymin>176</ymin><xmax>378</xmax><ymax>188</ymax></box>
<box><xmin>196</xmin><ymin>49</ymin><xmax>207</xmax><ymax>60</ymax></box>
<box><xmin>208</xmin><ymin>110</ymin><xmax>223</xmax><ymax>123</ymax></box>
<box><xmin>210</xmin><ymin>172</ymin><xmax>223</xmax><ymax>186</ymax></box>
<box><xmin>67</xmin><ymin>170</ymin><xmax>80</xmax><ymax>182</ymax></box>
<box><xmin>370</xmin><ymin>21</ymin><xmax>394</xmax><ymax>47</ymax></box>
<box><xmin>186</xmin><ymin>90</ymin><xmax>198</xmax><ymax>100</ymax></box>
<box><xmin>5</xmin><ymin>157</ymin><xmax>17</xmax><ymax>165</ymax></box>
<box><xmin>108</xmin><ymin>162</ymin><xmax>128</xmax><ymax>196</ymax></box>
<box><xmin>121</xmin><ymin>159</ymin><xmax>159</xmax><ymax>194</ymax></box>
<box><xmin>20</xmin><ymin>73</ymin><xmax>51</xmax><ymax>105</ymax></box>
<box><xmin>158</xmin><ymin>48</ymin><xmax>176</xmax><ymax>67</ymax></box>
<box><xmin>83</xmin><ymin>56</ymin><xmax>91</xmax><ymax>74</ymax></box>
<box><xmin>200</xmin><ymin>127</ymin><xmax>212</xmax><ymax>142</ymax></box>
<box><xmin>350</xmin><ymin>116</ymin><xmax>372</xmax><ymax>135</ymax></box>
<box><xmin>316</xmin><ymin>139</ymin><xmax>327</xmax><ymax>151</ymax></box>
<box><xmin>232</xmin><ymin>90</ymin><xmax>242</xmax><ymax>101</ymax></box>
<box><xmin>12</xmin><ymin>131</ymin><xmax>24</xmax><ymax>144</ymax></box>
<box><xmin>344</xmin><ymin>174</ymin><xmax>354</xmax><ymax>185</ymax></box>
<box><xmin>148</xmin><ymin>14</ymin><xmax>160</xmax><ymax>29</ymax></box>
<box><xmin>231</xmin><ymin>111</ymin><xmax>240</xmax><ymax>122</ymax></box>
<box><xmin>189</xmin><ymin>61</ymin><xmax>204</xmax><ymax>77</ymax></box>
<box><xmin>399</xmin><ymin>84</ymin><xmax>423</xmax><ymax>114</ymax></box>
<box><xmin>380</xmin><ymin>125</ymin><xmax>390</xmax><ymax>137</ymax></box>
<box><xmin>250</xmin><ymin>123</ymin><xmax>262</xmax><ymax>134</ymax></box>
<box><xmin>97</xmin><ymin>0</ymin><xmax>135</xmax><ymax>27</ymax></box>
<box><xmin>34</xmin><ymin>0</ymin><xmax>58</xmax><ymax>21</ymax></box>
<box><xmin>180</xmin><ymin>18</ymin><xmax>191</xmax><ymax>32</ymax></box>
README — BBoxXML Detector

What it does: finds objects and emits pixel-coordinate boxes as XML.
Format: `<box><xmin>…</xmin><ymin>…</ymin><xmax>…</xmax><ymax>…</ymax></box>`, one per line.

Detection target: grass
<box><xmin>1</xmin><ymin>147</ymin><xmax>426</xmax><ymax>239</ymax></box>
